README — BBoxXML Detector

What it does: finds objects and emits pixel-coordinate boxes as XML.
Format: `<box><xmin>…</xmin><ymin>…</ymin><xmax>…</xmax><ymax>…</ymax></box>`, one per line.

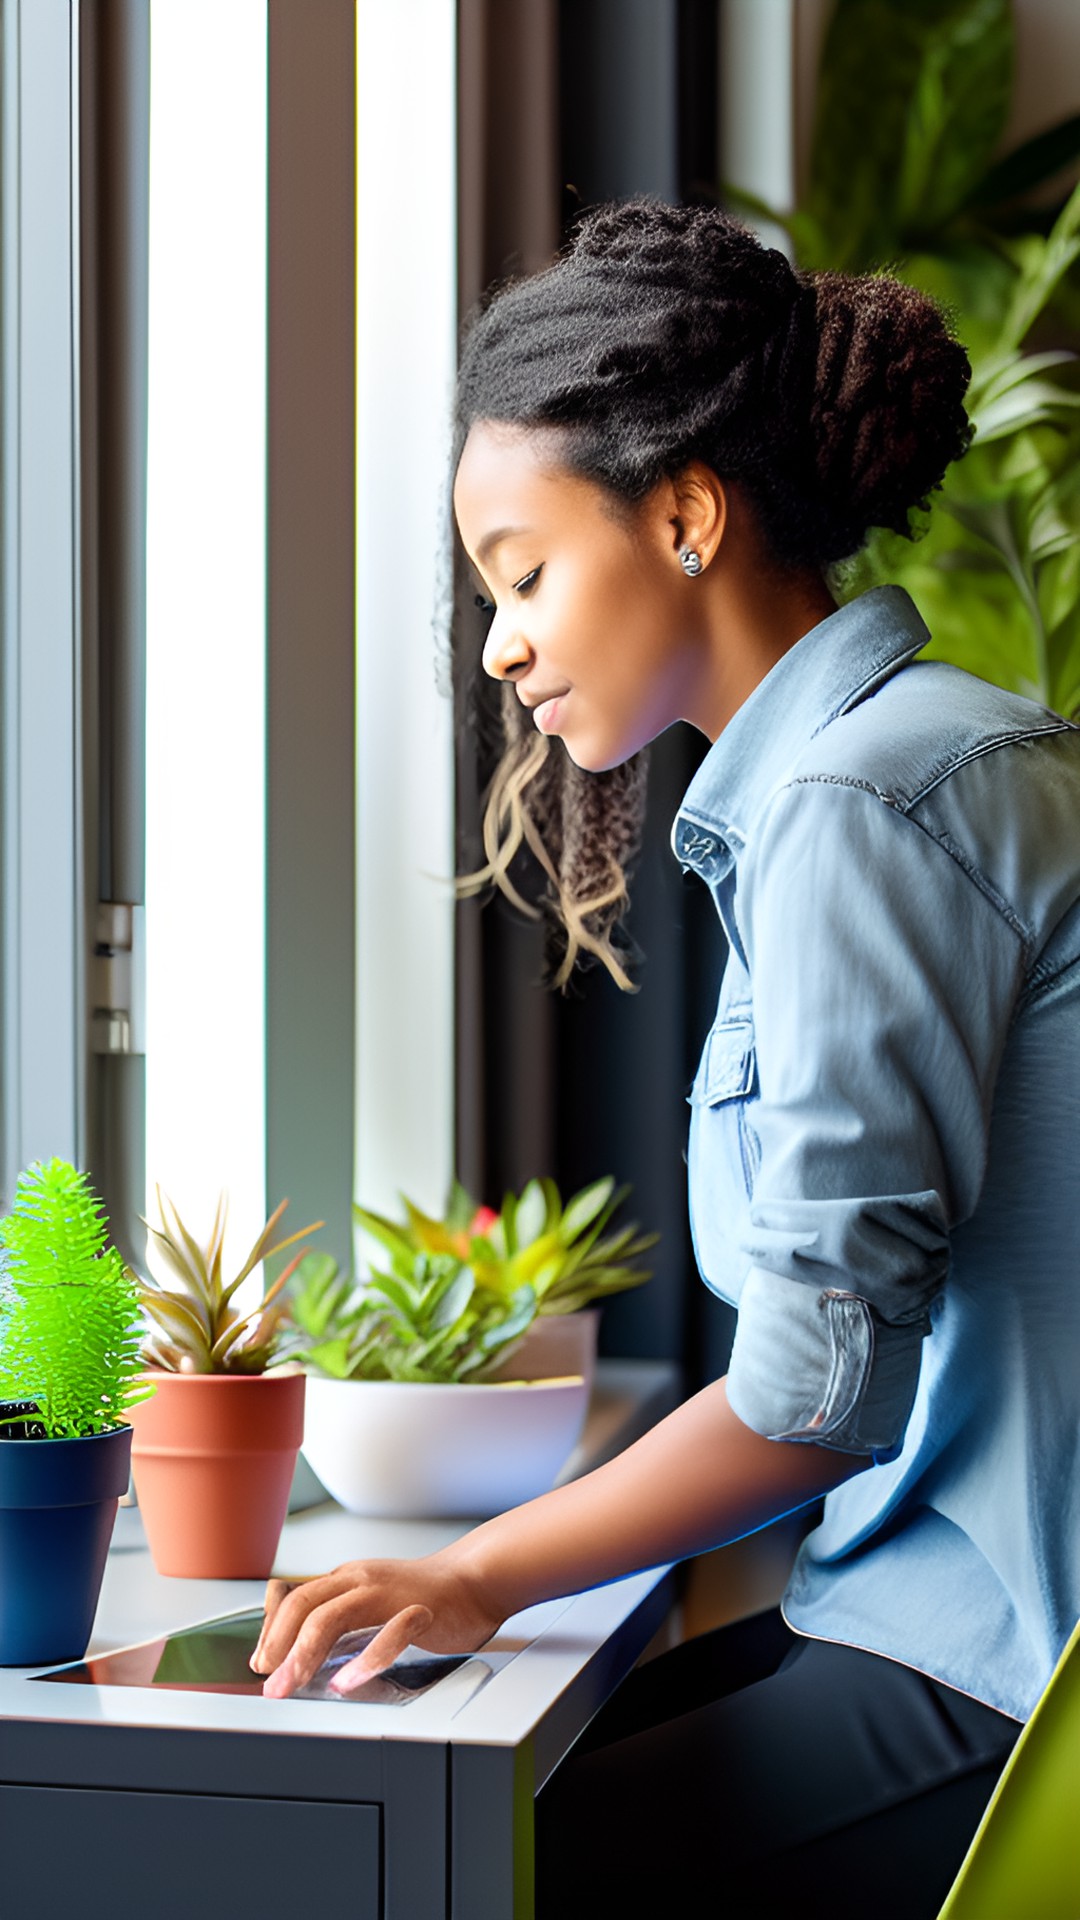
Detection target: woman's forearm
<box><xmin>447</xmin><ymin>1375</ymin><xmax>867</xmax><ymax>1617</ymax></box>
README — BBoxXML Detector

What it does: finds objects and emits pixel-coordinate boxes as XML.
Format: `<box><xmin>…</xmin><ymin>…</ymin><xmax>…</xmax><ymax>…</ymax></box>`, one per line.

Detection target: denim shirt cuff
<box><xmin>726</xmin><ymin>1266</ymin><xmax>927</xmax><ymax>1458</ymax></box>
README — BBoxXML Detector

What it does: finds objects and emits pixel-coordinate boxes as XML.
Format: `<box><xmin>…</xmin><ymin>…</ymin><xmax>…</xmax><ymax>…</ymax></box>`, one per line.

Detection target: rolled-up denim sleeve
<box><xmin>724</xmin><ymin>779</ymin><xmax>1023</xmax><ymax>1458</ymax></box>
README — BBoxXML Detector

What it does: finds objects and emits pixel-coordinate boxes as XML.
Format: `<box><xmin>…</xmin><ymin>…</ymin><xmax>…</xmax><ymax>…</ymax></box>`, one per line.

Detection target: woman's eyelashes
<box><xmin>473</xmin><ymin>565</ymin><xmax>542</xmax><ymax>617</ymax></box>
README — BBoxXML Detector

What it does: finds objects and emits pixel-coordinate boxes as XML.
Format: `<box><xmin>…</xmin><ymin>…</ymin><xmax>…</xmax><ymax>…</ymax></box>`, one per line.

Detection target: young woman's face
<box><xmin>453</xmin><ymin>421</ymin><xmax>704</xmax><ymax>772</ymax></box>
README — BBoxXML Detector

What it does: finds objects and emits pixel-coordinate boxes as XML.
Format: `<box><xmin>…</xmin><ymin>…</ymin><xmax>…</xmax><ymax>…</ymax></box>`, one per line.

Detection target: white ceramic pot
<box><xmin>487</xmin><ymin>1306</ymin><xmax>601</xmax><ymax>1389</ymax></box>
<box><xmin>301</xmin><ymin>1374</ymin><xmax>590</xmax><ymax>1518</ymax></box>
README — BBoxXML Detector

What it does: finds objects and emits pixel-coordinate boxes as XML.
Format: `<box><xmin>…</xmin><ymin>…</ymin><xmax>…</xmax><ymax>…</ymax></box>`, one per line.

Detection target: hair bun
<box><xmin>806</xmin><ymin>270</ymin><xmax>972</xmax><ymax>562</ymax></box>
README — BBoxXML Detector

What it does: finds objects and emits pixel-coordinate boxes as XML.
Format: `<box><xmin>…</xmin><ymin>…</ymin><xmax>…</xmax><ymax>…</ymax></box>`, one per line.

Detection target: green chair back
<box><xmin>938</xmin><ymin>1617</ymin><xmax>1080</xmax><ymax>1920</ymax></box>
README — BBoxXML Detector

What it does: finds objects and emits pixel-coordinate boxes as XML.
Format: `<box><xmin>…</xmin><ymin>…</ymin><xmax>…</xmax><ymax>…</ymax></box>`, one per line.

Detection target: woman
<box><xmin>252</xmin><ymin>203</ymin><xmax>1080</xmax><ymax>1917</ymax></box>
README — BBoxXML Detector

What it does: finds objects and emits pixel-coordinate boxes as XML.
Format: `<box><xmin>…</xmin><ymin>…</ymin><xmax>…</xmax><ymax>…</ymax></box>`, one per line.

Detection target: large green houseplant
<box><xmin>287</xmin><ymin>1177</ymin><xmax>657</xmax><ymax>1517</ymax></box>
<box><xmin>0</xmin><ymin>1158</ymin><xmax>147</xmax><ymax>1665</ymax></box>
<box><xmin>128</xmin><ymin>1187</ymin><xmax>321</xmax><ymax>1577</ymax></box>
<box><xmin>731</xmin><ymin>0</ymin><xmax>1080</xmax><ymax>718</ymax></box>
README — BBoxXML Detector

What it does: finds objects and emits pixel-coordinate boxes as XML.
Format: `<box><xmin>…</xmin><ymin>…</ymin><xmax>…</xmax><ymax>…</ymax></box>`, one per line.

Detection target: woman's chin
<box><xmin>563</xmin><ymin>730</ymin><xmax>652</xmax><ymax>775</ymax></box>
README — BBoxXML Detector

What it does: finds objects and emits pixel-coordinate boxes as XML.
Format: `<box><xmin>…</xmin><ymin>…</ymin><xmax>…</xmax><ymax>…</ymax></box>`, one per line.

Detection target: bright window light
<box><xmin>145</xmin><ymin>0</ymin><xmax>267</xmax><ymax>1275</ymax></box>
<box><xmin>354</xmin><ymin>0</ymin><xmax>457</xmax><ymax>1221</ymax></box>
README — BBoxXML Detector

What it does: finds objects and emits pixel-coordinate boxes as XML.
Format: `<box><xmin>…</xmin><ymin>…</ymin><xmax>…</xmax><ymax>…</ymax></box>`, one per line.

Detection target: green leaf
<box><xmin>539</xmin><ymin>1177</ymin><xmax>562</xmax><ymax>1233</ymax></box>
<box><xmin>365</xmin><ymin>1268</ymin><xmax>420</xmax><ymax>1326</ymax></box>
<box><xmin>972</xmin><ymin>350</ymin><xmax>1078</xmax><ymax>412</ymax></box>
<box><xmin>444</xmin><ymin>1179</ymin><xmax>477</xmax><ymax>1233</ymax></box>
<box><xmin>352</xmin><ymin>1203</ymin><xmax>419</xmax><ymax>1267</ymax></box>
<box><xmin>559</xmin><ymin>1177</ymin><xmax>617</xmax><ymax>1244</ymax></box>
<box><xmin>284</xmin><ymin>1252</ymin><xmax>348</xmax><ymax>1338</ymax></box>
<box><xmin>427</xmin><ymin>1266</ymin><xmax>475</xmax><ymax>1331</ymax></box>
<box><xmin>973</xmin><ymin>377</ymin><xmax>1080</xmax><ymax>445</ymax></box>
<box><xmin>478</xmin><ymin>1284</ymin><xmax>537</xmax><ymax>1351</ymax></box>
<box><xmin>301</xmin><ymin>1337</ymin><xmax>356</xmax><ymax>1380</ymax></box>
<box><xmin>514</xmin><ymin>1179</ymin><xmax>547</xmax><ymax>1249</ymax></box>
<box><xmin>999</xmin><ymin>178</ymin><xmax>1080</xmax><ymax>351</ymax></box>
<box><xmin>1038</xmin><ymin>538</ymin><xmax>1080</xmax><ymax>637</ymax></box>
<box><xmin>1028</xmin><ymin>463</ymin><xmax>1080</xmax><ymax>562</ymax></box>
<box><xmin>1047</xmin><ymin>609</ymin><xmax>1080</xmax><ymax>718</ymax></box>
<box><xmin>805</xmin><ymin>0</ymin><xmax>1012</xmax><ymax>270</ymax></box>
<box><xmin>400</xmin><ymin>1197</ymin><xmax>465</xmax><ymax>1258</ymax></box>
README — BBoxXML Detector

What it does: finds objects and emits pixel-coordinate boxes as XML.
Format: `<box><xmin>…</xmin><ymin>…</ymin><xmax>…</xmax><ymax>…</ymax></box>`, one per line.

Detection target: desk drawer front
<box><xmin>0</xmin><ymin>1784</ymin><xmax>381</xmax><ymax>1917</ymax></box>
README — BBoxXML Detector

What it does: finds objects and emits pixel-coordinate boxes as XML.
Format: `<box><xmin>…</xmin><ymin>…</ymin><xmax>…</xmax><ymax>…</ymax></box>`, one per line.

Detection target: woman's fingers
<box><xmin>329</xmin><ymin>1605</ymin><xmax>434</xmax><ymax>1694</ymax></box>
<box><xmin>252</xmin><ymin>1566</ymin><xmax>362</xmax><ymax>1676</ymax></box>
<box><xmin>262</xmin><ymin>1587</ymin><xmax>377</xmax><ymax>1698</ymax></box>
<box><xmin>252</xmin><ymin>1575</ymin><xmax>309</xmax><ymax>1669</ymax></box>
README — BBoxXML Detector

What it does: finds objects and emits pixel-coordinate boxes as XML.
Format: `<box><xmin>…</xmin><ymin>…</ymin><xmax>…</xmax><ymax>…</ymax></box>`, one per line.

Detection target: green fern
<box><xmin>0</xmin><ymin>1159</ymin><xmax>151</xmax><ymax>1438</ymax></box>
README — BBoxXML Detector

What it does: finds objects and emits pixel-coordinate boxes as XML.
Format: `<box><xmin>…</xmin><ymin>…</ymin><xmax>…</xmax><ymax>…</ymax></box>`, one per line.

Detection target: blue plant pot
<box><xmin>0</xmin><ymin>1423</ymin><xmax>132</xmax><ymax>1666</ymax></box>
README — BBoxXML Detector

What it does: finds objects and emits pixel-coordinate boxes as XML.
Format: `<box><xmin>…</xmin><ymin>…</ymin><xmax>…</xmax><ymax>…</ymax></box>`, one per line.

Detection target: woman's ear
<box><xmin>670</xmin><ymin>463</ymin><xmax>727</xmax><ymax>570</ymax></box>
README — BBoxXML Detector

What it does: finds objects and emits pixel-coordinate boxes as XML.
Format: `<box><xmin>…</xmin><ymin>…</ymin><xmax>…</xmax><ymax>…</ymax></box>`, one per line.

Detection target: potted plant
<box><xmin>0</xmin><ymin>1158</ymin><xmax>149</xmax><ymax>1666</ymax></box>
<box><xmin>284</xmin><ymin>1176</ymin><xmax>656</xmax><ymax>1518</ymax></box>
<box><xmin>358</xmin><ymin>1175</ymin><xmax>657</xmax><ymax>1388</ymax></box>
<box><xmin>127</xmin><ymin>1187</ymin><xmax>320</xmax><ymax>1578</ymax></box>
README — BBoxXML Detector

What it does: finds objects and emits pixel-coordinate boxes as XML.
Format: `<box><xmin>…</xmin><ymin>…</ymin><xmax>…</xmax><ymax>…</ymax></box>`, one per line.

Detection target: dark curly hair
<box><xmin>455</xmin><ymin>199</ymin><xmax>972</xmax><ymax>989</ymax></box>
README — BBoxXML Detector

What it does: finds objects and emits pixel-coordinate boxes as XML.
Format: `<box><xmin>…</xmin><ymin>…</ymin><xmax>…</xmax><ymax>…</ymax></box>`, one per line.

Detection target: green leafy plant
<box><xmin>138</xmin><ymin>1187</ymin><xmax>323</xmax><ymax>1374</ymax></box>
<box><xmin>375</xmin><ymin>1176</ymin><xmax>658</xmax><ymax>1317</ymax></box>
<box><xmin>0</xmin><ymin>1159</ymin><xmax>150</xmax><ymax>1438</ymax></box>
<box><xmin>283</xmin><ymin>1247</ymin><xmax>539</xmax><ymax>1385</ymax></box>
<box><xmin>729</xmin><ymin>0</ymin><xmax>1080</xmax><ymax>717</ymax></box>
<box><xmin>844</xmin><ymin>182</ymin><xmax>1080</xmax><ymax>719</ymax></box>
<box><xmin>283</xmin><ymin>1176</ymin><xmax>657</xmax><ymax>1384</ymax></box>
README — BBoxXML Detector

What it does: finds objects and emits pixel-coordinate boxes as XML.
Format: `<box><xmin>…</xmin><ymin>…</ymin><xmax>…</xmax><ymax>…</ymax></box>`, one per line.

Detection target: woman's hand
<box><xmin>252</xmin><ymin>1379</ymin><xmax>866</xmax><ymax>1699</ymax></box>
<box><xmin>250</xmin><ymin>1551</ymin><xmax>505</xmax><ymax>1698</ymax></box>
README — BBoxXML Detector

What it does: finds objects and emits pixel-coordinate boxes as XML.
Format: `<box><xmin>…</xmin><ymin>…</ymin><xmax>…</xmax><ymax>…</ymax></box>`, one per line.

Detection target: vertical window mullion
<box><xmin>1</xmin><ymin>0</ymin><xmax>83</xmax><ymax>1202</ymax></box>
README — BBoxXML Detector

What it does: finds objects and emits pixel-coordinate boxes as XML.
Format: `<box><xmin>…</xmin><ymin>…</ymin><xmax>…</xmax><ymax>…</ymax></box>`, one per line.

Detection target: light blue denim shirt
<box><xmin>676</xmin><ymin>585</ymin><xmax>1080</xmax><ymax>1721</ymax></box>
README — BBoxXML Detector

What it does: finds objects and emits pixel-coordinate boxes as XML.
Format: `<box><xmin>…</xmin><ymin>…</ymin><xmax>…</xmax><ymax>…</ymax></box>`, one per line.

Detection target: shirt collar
<box><xmin>671</xmin><ymin>586</ymin><xmax>930</xmax><ymax>879</ymax></box>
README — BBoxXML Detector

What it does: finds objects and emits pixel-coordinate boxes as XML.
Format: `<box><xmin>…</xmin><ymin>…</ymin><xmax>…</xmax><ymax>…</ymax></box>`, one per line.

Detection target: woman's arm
<box><xmin>253</xmin><ymin>1377</ymin><xmax>865</xmax><ymax>1696</ymax></box>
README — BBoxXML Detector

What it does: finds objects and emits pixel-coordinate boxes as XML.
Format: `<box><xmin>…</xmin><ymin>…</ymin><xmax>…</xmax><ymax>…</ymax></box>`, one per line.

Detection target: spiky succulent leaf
<box><xmin>558</xmin><ymin>1178</ymin><xmax>618</xmax><ymax>1243</ymax></box>
<box><xmin>138</xmin><ymin>1189</ymin><xmax>323</xmax><ymax>1374</ymax></box>
<box><xmin>284</xmin><ymin>1253</ymin><xmax>353</xmax><ymax>1341</ymax></box>
<box><xmin>513</xmin><ymin>1180</ymin><xmax>547</xmax><ymax>1249</ymax></box>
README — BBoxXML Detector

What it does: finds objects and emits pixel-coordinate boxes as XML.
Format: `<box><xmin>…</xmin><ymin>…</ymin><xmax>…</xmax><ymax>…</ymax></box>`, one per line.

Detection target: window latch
<box><xmin>91</xmin><ymin>904</ymin><xmax>146</xmax><ymax>1056</ymax></box>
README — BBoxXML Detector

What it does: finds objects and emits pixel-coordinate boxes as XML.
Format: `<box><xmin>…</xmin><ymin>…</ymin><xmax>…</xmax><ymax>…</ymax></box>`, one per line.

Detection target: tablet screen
<box><xmin>33</xmin><ymin>1609</ymin><xmax>472</xmax><ymax>1705</ymax></box>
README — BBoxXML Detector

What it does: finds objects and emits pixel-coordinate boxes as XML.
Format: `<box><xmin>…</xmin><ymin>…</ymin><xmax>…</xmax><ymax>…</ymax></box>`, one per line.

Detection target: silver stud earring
<box><xmin>678</xmin><ymin>546</ymin><xmax>703</xmax><ymax>577</ymax></box>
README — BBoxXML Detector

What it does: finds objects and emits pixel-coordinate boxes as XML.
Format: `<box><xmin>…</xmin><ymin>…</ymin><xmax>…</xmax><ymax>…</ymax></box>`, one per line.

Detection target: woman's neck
<box><xmin>689</xmin><ymin>498</ymin><xmax>838</xmax><ymax>742</ymax></box>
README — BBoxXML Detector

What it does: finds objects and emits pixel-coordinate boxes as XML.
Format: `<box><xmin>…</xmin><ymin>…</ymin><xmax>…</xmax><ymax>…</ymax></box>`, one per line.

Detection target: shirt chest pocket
<box><xmin>688</xmin><ymin>1012</ymin><xmax>761</xmax><ymax>1200</ymax></box>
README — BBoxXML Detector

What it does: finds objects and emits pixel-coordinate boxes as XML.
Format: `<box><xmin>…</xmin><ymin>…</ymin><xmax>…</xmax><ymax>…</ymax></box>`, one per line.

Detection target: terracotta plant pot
<box><xmin>127</xmin><ymin>1371</ymin><xmax>305</xmax><ymax>1578</ymax></box>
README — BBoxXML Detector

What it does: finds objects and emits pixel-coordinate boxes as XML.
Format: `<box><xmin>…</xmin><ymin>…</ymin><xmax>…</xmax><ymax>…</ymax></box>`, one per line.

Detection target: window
<box><xmin>145</xmin><ymin>0</ymin><xmax>268</xmax><ymax>1264</ymax></box>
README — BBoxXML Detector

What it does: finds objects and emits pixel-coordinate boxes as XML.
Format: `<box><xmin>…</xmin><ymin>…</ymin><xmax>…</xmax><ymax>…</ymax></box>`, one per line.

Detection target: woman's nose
<box><xmin>482</xmin><ymin>617</ymin><xmax>532</xmax><ymax>683</ymax></box>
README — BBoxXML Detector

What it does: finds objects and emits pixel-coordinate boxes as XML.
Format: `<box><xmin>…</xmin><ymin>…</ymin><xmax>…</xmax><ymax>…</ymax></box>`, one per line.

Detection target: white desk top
<box><xmin>0</xmin><ymin>1360</ymin><xmax>680</xmax><ymax>1759</ymax></box>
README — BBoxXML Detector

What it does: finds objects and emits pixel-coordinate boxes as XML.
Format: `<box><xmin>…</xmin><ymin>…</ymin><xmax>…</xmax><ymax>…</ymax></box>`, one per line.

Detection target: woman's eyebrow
<box><xmin>477</xmin><ymin>524</ymin><xmax>529</xmax><ymax>565</ymax></box>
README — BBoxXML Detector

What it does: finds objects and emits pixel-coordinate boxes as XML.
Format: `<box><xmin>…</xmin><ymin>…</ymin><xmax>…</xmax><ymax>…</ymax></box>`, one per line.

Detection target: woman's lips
<box><xmin>533</xmin><ymin>691</ymin><xmax>568</xmax><ymax>734</ymax></box>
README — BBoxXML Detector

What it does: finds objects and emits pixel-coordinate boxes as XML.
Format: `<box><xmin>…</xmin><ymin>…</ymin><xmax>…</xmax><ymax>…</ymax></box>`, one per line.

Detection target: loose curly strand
<box><xmin>459</xmin><ymin>686</ymin><xmax>647</xmax><ymax>992</ymax></box>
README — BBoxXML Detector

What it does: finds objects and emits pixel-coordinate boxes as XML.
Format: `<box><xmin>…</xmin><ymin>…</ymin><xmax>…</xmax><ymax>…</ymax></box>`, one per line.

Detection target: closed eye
<box><xmin>513</xmin><ymin>566</ymin><xmax>542</xmax><ymax>595</ymax></box>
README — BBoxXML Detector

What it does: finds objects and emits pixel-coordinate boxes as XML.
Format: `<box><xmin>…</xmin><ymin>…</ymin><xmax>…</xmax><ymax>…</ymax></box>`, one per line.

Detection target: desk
<box><xmin>0</xmin><ymin>1360</ymin><xmax>679</xmax><ymax>1920</ymax></box>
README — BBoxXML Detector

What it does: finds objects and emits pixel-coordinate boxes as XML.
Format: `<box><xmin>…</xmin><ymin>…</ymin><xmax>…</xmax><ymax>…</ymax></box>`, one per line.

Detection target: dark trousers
<box><xmin>535</xmin><ymin>1608</ymin><xmax>1020</xmax><ymax>1920</ymax></box>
